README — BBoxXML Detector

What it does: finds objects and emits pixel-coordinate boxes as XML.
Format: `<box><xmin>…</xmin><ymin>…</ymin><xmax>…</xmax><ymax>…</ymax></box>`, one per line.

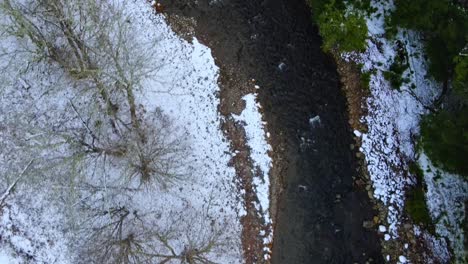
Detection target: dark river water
<box><xmin>162</xmin><ymin>0</ymin><xmax>383</xmax><ymax>263</ymax></box>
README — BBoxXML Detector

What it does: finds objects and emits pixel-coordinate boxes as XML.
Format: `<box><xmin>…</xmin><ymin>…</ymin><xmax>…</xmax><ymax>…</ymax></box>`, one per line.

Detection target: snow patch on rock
<box><xmin>233</xmin><ymin>92</ymin><xmax>273</xmax><ymax>249</ymax></box>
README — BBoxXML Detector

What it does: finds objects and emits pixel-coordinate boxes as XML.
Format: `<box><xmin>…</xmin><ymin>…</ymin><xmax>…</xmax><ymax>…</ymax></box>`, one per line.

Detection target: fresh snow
<box><xmin>351</xmin><ymin>0</ymin><xmax>439</xmax><ymax>236</ymax></box>
<box><xmin>419</xmin><ymin>152</ymin><xmax>468</xmax><ymax>262</ymax></box>
<box><xmin>0</xmin><ymin>249</ymin><xmax>20</xmax><ymax>264</ymax></box>
<box><xmin>130</xmin><ymin>2</ymin><xmax>244</xmax><ymax>260</ymax></box>
<box><xmin>232</xmin><ymin>93</ymin><xmax>273</xmax><ymax>246</ymax></box>
<box><xmin>0</xmin><ymin>0</ymin><xmax>250</xmax><ymax>263</ymax></box>
<box><xmin>345</xmin><ymin>0</ymin><xmax>465</xmax><ymax>261</ymax></box>
<box><xmin>233</xmin><ymin>93</ymin><xmax>272</xmax><ymax>213</ymax></box>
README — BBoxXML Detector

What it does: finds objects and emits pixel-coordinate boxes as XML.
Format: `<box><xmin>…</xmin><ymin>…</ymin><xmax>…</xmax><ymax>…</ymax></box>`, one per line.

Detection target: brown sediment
<box><xmin>223</xmin><ymin>117</ymin><xmax>269</xmax><ymax>263</ymax></box>
<box><xmin>333</xmin><ymin>54</ymin><xmax>369</xmax><ymax>133</ymax></box>
<box><xmin>218</xmin><ymin>65</ymin><xmax>273</xmax><ymax>263</ymax></box>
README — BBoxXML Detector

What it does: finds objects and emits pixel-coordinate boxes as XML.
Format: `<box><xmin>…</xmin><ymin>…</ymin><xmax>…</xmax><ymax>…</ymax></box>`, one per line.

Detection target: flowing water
<box><xmin>162</xmin><ymin>0</ymin><xmax>383</xmax><ymax>263</ymax></box>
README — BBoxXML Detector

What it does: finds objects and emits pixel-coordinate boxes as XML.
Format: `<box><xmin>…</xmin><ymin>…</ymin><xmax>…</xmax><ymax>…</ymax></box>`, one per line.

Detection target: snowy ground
<box><xmin>345</xmin><ymin>0</ymin><xmax>466</xmax><ymax>262</ymax></box>
<box><xmin>353</xmin><ymin>0</ymin><xmax>435</xmax><ymax>236</ymax></box>
<box><xmin>419</xmin><ymin>153</ymin><xmax>468</xmax><ymax>263</ymax></box>
<box><xmin>0</xmin><ymin>0</ymin><xmax>272</xmax><ymax>263</ymax></box>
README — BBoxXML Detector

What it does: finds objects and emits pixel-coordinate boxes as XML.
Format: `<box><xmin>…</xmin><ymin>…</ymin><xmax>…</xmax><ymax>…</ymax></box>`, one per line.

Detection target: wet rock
<box><xmin>373</xmin><ymin>216</ymin><xmax>379</xmax><ymax>224</ymax></box>
<box><xmin>355</xmin><ymin>179</ymin><xmax>365</xmax><ymax>186</ymax></box>
<box><xmin>363</xmin><ymin>221</ymin><xmax>374</xmax><ymax>229</ymax></box>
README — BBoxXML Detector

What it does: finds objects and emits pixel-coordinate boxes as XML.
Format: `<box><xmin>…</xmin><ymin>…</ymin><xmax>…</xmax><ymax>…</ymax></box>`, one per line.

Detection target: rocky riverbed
<box><xmin>160</xmin><ymin>0</ymin><xmax>383</xmax><ymax>263</ymax></box>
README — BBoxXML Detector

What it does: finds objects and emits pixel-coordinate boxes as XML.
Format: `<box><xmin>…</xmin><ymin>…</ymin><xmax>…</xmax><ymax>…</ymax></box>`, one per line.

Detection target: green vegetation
<box><xmin>307</xmin><ymin>0</ymin><xmax>368</xmax><ymax>53</ymax></box>
<box><xmin>390</xmin><ymin>0</ymin><xmax>467</xmax><ymax>85</ymax></box>
<box><xmin>405</xmin><ymin>162</ymin><xmax>435</xmax><ymax>233</ymax></box>
<box><xmin>383</xmin><ymin>40</ymin><xmax>411</xmax><ymax>90</ymax></box>
<box><xmin>351</xmin><ymin>0</ymin><xmax>374</xmax><ymax>14</ymax></box>
<box><xmin>421</xmin><ymin>108</ymin><xmax>468</xmax><ymax>179</ymax></box>
<box><xmin>453</xmin><ymin>55</ymin><xmax>468</xmax><ymax>100</ymax></box>
<box><xmin>307</xmin><ymin>0</ymin><xmax>468</xmax><ymax>180</ymax></box>
<box><xmin>306</xmin><ymin>0</ymin><xmax>344</xmax><ymax>21</ymax></box>
<box><xmin>406</xmin><ymin>185</ymin><xmax>434</xmax><ymax>230</ymax></box>
<box><xmin>389</xmin><ymin>0</ymin><xmax>468</xmax><ymax>177</ymax></box>
<box><xmin>360</xmin><ymin>71</ymin><xmax>371</xmax><ymax>90</ymax></box>
<box><xmin>409</xmin><ymin>162</ymin><xmax>424</xmax><ymax>180</ymax></box>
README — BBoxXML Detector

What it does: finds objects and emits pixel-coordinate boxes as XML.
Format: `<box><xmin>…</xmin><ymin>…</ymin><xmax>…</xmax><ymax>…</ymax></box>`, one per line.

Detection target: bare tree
<box><xmin>0</xmin><ymin>159</ymin><xmax>34</xmax><ymax>208</ymax></box>
<box><xmin>122</xmin><ymin>108</ymin><xmax>188</xmax><ymax>188</ymax></box>
<box><xmin>0</xmin><ymin>0</ymin><xmax>185</xmax><ymax>188</ymax></box>
<box><xmin>77</xmin><ymin>199</ymin><xmax>232</xmax><ymax>264</ymax></box>
<box><xmin>0</xmin><ymin>2</ymin><xmax>219</xmax><ymax>263</ymax></box>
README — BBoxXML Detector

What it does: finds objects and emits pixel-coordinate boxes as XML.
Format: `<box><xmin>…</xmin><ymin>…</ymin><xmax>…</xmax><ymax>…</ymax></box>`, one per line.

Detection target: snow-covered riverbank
<box><xmin>0</xmin><ymin>1</ymin><xmax>273</xmax><ymax>262</ymax></box>
<box><xmin>343</xmin><ymin>1</ymin><xmax>467</xmax><ymax>262</ymax></box>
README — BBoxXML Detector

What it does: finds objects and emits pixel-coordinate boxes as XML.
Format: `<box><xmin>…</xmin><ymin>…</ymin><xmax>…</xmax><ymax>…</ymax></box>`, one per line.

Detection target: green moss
<box><xmin>360</xmin><ymin>71</ymin><xmax>372</xmax><ymax>91</ymax></box>
<box><xmin>409</xmin><ymin>162</ymin><xmax>424</xmax><ymax>181</ymax></box>
<box><xmin>453</xmin><ymin>55</ymin><xmax>468</xmax><ymax>101</ymax></box>
<box><xmin>406</xmin><ymin>187</ymin><xmax>434</xmax><ymax>231</ymax></box>
<box><xmin>405</xmin><ymin>162</ymin><xmax>435</xmax><ymax>233</ymax></box>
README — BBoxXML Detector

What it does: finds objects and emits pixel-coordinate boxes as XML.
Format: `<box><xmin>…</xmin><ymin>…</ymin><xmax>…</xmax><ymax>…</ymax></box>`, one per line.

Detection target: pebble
<box><xmin>362</xmin><ymin>220</ymin><xmax>373</xmax><ymax>229</ymax></box>
<box><xmin>353</xmin><ymin>130</ymin><xmax>362</xmax><ymax>137</ymax></box>
<box><xmin>378</xmin><ymin>225</ymin><xmax>387</xmax><ymax>232</ymax></box>
<box><xmin>373</xmin><ymin>216</ymin><xmax>379</xmax><ymax>224</ymax></box>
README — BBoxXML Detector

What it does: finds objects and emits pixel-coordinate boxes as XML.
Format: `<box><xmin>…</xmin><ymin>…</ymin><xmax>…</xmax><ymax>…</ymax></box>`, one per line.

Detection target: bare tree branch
<box><xmin>0</xmin><ymin>159</ymin><xmax>34</xmax><ymax>207</ymax></box>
